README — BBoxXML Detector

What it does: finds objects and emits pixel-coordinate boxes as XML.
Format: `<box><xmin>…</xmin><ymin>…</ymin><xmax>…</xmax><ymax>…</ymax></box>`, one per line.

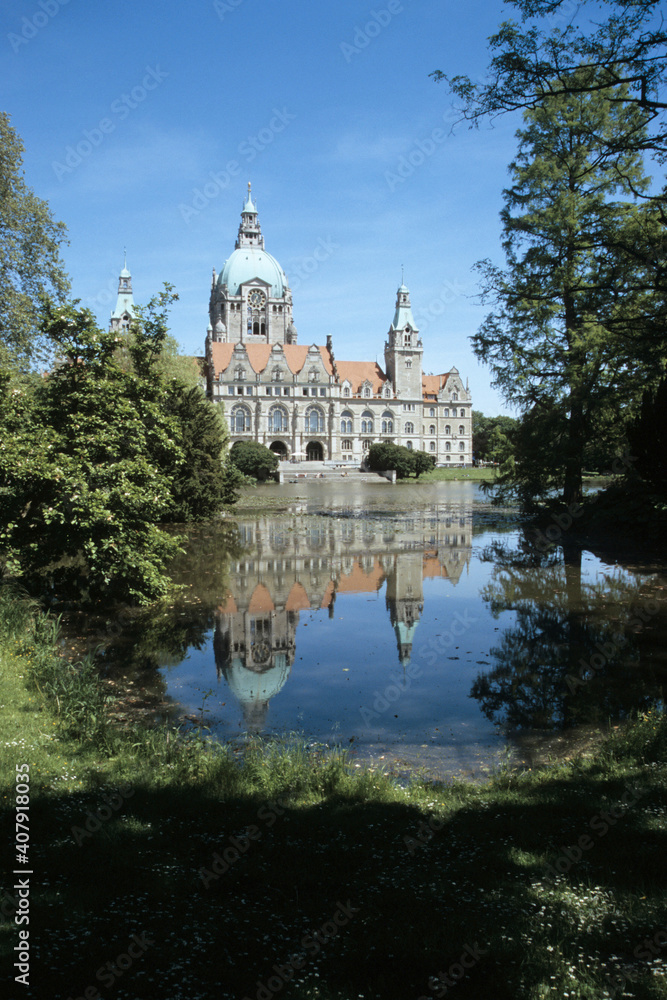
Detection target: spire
<box><xmin>391</xmin><ymin>281</ymin><xmax>417</xmax><ymax>331</ymax></box>
<box><xmin>236</xmin><ymin>183</ymin><xmax>264</xmax><ymax>249</ymax></box>
<box><xmin>242</xmin><ymin>181</ymin><xmax>257</xmax><ymax>215</ymax></box>
<box><xmin>110</xmin><ymin>254</ymin><xmax>135</xmax><ymax>331</ymax></box>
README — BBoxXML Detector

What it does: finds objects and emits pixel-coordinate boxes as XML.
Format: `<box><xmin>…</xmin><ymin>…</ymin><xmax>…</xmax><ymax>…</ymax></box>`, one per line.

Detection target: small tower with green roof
<box><xmin>110</xmin><ymin>253</ymin><xmax>135</xmax><ymax>332</ymax></box>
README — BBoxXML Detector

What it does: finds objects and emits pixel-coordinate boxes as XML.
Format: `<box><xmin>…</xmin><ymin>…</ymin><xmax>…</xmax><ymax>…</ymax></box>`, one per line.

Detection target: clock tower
<box><xmin>384</xmin><ymin>283</ymin><xmax>423</xmax><ymax>399</ymax></box>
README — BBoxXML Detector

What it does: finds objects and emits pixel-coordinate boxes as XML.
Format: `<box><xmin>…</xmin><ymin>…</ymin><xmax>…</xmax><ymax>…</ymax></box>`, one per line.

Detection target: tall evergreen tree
<box><xmin>472</xmin><ymin>75</ymin><xmax>661</xmax><ymax>504</ymax></box>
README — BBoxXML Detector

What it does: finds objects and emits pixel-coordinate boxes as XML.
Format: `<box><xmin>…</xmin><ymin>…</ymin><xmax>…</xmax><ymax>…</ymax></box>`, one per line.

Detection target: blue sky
<box><xmin>3</xmin><ymin>0</ymin><xmax>533</xmax><ymax>414</ymax></box>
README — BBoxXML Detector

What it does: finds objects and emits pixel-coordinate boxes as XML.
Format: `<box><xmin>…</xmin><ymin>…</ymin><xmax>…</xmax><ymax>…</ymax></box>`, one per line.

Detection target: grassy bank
<box><xmin>1</xmin><ymin>589</ymin><xmax>667</xmax><ymax>1000</ymax></box>
<box><xmin>416</xmin><ymin>466</ymin><xmax>496</xmax><ymax>482</ymax></box>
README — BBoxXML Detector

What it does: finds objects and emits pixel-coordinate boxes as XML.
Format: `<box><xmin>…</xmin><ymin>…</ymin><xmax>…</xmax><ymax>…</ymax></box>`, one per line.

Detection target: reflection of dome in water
<box><xmin>224</xmin><ymin>654</ymin><xmax>291</xmax><ymax>731</ymax></box>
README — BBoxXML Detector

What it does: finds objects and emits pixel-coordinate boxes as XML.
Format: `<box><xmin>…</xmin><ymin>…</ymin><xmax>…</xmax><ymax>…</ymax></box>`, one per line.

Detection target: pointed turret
<box><xmin>391</xmin><ymin>283</ymin><xmax>418</xmax><ymax>336</ymax></box>
<box><xmin>236</xmin><ymin>182</ymin><xmax>265</xmax><ymax>249</ymax></box>
<box><xmin>110</xmin><ymin>253</ymin><xmax>135</xmax><ymax>332</ymax></box>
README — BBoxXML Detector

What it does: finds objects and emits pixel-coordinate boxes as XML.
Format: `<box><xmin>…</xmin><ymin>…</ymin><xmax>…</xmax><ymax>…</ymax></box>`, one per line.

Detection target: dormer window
<box><xmin>364</xmin><ymin>386</ymin><xmax>371</xmax><ymax>397</ymax></box>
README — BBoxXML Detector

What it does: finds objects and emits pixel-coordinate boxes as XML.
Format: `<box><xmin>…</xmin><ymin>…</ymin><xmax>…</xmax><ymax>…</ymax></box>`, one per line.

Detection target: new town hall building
<box><xmin>203</xmin><ymin>186</ymin><xmax>472</xmax><ymax>464</ymax></box>
<box><xmin>112</xmin><ymin>186</ymin><xmax>472</xmax><ymax>464</ymax></box>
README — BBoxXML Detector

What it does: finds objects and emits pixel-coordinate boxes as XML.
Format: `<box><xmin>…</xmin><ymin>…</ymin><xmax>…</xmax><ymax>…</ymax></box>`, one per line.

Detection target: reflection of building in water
<box><xmin>213</xmin><ymin>513</ymin><xmax>472</xmax><ymax>728</ymax></box>
<box><xmin>385</xmin><ymin>552</ymin><xmax>424</xmax><ymax>667</ymax></box>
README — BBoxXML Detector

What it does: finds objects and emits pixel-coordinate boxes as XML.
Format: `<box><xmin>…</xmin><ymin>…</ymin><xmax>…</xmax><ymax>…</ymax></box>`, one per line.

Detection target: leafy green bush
<box><xmin>367</xmin><ymin>443</ymin><xmax>434</xmax><ymax>478</ymax></box>
<box><xmin>230</xmin><ymin>440</ymin><xmax>279</xmax><ymax>481</ymax></box>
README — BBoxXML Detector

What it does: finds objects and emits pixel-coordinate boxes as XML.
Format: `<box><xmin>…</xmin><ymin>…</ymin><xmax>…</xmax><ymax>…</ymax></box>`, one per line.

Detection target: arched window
<box><xmin>429</xmin><ymin>407</ymin><xmax>435</xmax><ymax>417</ymax></box>
<box><xmin>247</xmin><ymin>309</ymin><xmax>253</xmax><ymax>335</ymax></box>
<box><xmin>235</xmin><ymin>365</ymin><xmax>245</xmax><ymax>381</ymax></box>
<box><xmin>340</xmin><ymin>410</ymin><xmax>353</xmax><ymax>434</ymax></box>
<box><xmin>405</xmin><ymin>359</ymin><xmax>412</xmax><ymax>369</ymax></box>
<box><xmin>343</xmin><ymin>386</ymin><xmax>350</xmax><ymax>397</ymax></box>
<box><xmin>342</xmin><ymin>439</ymin><xmax>352</xmax><ymax>451</ymax></box>
<box><xmin>406</xmin><ymin>440</ymin><xmax>413</xmax><ymax>450</ymax></box>
<box><xmin>444</xmin><ymin>408</ymin><xmax>450</xmax><ymax>417</ymax></box>
<box><xmin>430</xmin><ymin>442</ymin><xmax>436</xmax><ymax>452</ymax></box>
<box><xmin>364</xmin><ymin>386</ymin><xmax>371</xmax><ymax>397</ymax></box>
<box><xmin>452</xmin><ymin>393</ymin><xmax>458</xmax><ymax>401</ymax></box>
<box><xmin>361</xmin><ymin>410</ymin><xmax>374</xmax><ymax>434</ymax></box>
<box><xmin>269</xmin><ymin>406</ymin><xmax>288</xmax><ymax>434</ymax></box>
<box><xmin>381</xmin><ymin>410</ymin><xmax>393</xmax><ymax>434</ymax></box>
<box><xmin>308</xmin><ymin>367</ymin><xmax>319</xmax><ymax>383</ymax></box>
<box><xmin>405</xmin><ymin>421</ymin><xmax>414</xmax><ymax>434</ymax></box>
<box><xmin>305</xmin><ymin>406</ymin><xmax>324</xmax><ymax>434</ymax></box>
<box><xmin>460</xmin><ymin>408</ymin><xmax>465</xmax><ymax>418</ymax></box>
<box><xmin>430</xmin><ymin>424</ymin><xmax>436</xmax><ymax>434</ymax></box>
<box><xmin>445</xmin><ymin>442</ymin><xmax>451</xmax><ymax>452</ymax></box>
<box><xmin>445</xmin><ymin>425</ymin><xmax>451</xmax><ymax>435</ymax></box>
<box><xmin>459</xmin><ymin>425</ymin><xmax>465</xmax><ymax>435</ymax></box>
<box><xmin>272</xmin><ymin>366</ymin><xmax>283</xmax><ymax>382</ymax></box>
<box><xmin>384</xmin><ymin>386</ymin><xmax>391</xmax><ymax>398</ymax></box>
<box><xmin>403</xmin><ymin>333</ymin><xmax>411</xmax><ymax>346</ymax></box>
<box><xmin>459</xmin><ymin>441</ymin><xmax>465</xmax><ymax>451</ymax></box>
<box><xmin>231</xmin><ymin>405</ymin><xmax>251</xmax><ymax>433</ymax></box>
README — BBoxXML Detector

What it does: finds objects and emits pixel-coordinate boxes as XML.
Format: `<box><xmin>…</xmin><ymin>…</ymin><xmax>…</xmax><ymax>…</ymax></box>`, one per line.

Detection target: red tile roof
<box><xmin>334</xmin><ymin>360</ymin><xmax>386</xmax><ymax>395</ymax></box>
<box><xmin>422</xmin><ymin>373</ymin><xmax>450</xmax><ymax>398</ymax></box>
<box><xmin>210</xmin><ymin>342</ymin><xmax>452</xmax><ymax>402</ymax></box>
<box><xmin>285</xmin><ymin>582</ymin><xmax>311</xmax><ymax>611</ymax></box>
<box><xmin>210</xmin><ymin>342</ymin><xmax>335</xmax><ymax>377</ymax></box>
<box><xmin>248</xmin><ymin>583</ymin><xmax>275</xmax><ymax>614</ymax></box>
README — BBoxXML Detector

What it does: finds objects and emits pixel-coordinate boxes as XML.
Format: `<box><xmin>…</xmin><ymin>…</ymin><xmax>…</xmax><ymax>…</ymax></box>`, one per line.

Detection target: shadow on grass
<box><xmin>2</xmin><ymin>750</ymin><xmax>667</xmax><ymax>1000</ymax></box>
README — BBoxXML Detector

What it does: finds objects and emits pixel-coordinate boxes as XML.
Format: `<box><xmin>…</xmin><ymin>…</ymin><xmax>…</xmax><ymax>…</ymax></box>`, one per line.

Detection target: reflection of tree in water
<box><xmin>99</xmin><ymin>520</ymin><xmax>240</xmax><ymax>680</ymax></box>
<box><xmin>471</xmin><ymin>534</ymin><xmax>663</xmax><ymax>730</ymax></box>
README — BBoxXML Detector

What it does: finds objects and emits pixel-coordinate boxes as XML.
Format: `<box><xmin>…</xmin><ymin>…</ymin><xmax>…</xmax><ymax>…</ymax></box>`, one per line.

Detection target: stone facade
<box><xmin>204</xmin><ymin>185</ymin><xmax>473</xmax><ymax>465</ymax></box>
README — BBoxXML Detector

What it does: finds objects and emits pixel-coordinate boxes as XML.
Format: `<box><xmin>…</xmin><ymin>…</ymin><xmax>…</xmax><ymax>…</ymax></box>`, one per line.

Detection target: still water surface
<box><xmin>109</xmin><ymin>481</ymin><xmax>667</xmax><ymax>780</ymax></box>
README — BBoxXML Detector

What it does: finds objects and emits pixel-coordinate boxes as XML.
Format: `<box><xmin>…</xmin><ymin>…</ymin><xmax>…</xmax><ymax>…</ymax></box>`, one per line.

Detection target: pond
<box><xmin>101</xmin><ymin>480</ymin><xmax>667</xmax><ymax>781</ymax></box>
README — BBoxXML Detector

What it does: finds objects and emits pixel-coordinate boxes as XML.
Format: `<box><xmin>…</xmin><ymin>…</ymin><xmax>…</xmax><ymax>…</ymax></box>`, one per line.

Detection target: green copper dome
<box><xmin>219</xmin><ymin>247</ymin><xmax>288</xmax><ymax>298</ymax></box>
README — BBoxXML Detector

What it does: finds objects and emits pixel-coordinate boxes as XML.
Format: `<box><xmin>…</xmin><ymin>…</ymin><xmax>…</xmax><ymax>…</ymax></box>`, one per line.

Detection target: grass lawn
<box><xmin>1</xmin><ymin>589</ymin><xmax>666</xmax><ymax>1000</ymax></box>
<box><xmin>415</xmin><ymin>466</ymin><xmax>497</xmax><ymax>482</ymax></box>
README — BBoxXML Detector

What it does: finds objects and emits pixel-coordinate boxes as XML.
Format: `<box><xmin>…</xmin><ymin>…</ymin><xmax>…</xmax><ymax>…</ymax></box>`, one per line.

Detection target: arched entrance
<box><xmin>269</xmin><ymin>441</ymin><xmax>288</xmax><ymax>459</ymax></box>
<box><xmin>306</xmin><ymin>441</ymin><xmax>324</xmax><ymax>462</ymax></box>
